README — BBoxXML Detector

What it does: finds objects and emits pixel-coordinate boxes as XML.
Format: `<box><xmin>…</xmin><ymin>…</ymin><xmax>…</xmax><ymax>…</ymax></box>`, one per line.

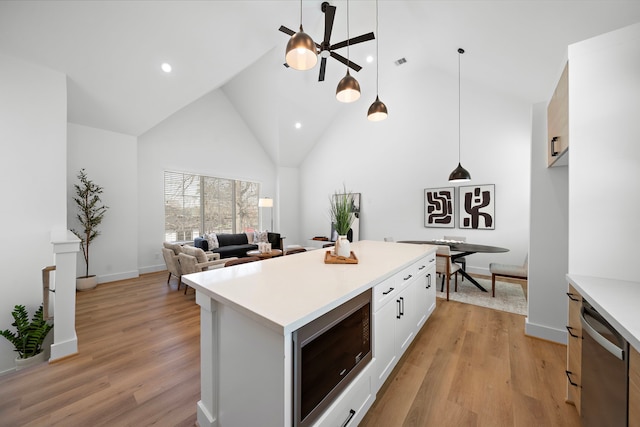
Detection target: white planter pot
<box><xmin>335</xmin><ymin>235</ymin><xmax>351</xmax><ymax>258</ymax></box>
<box><xmin>76</xmin><ymin>275</ymin><xmax>98</xmax><ymax>291</ymax></box>
<box><xmin>15</xmin><ymin>351</ymin><xmax>46</xmax><ymax>371</ymax></box>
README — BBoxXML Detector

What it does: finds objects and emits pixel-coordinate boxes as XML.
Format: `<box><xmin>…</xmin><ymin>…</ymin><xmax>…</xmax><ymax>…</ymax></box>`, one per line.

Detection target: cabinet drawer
<box><xmin>314</xmin><ymin>367</ymin><xmax>372</xmax><ymax>427</ymax></box>
<box><xmin>373</xmin><ymin>276</ymin><xmax>399</xmax><ymax>311</ymax></box>
<box><xmin>630</xmin><ymin>346</ymin><xmax>640</xmax><ymax>427</ymax></box>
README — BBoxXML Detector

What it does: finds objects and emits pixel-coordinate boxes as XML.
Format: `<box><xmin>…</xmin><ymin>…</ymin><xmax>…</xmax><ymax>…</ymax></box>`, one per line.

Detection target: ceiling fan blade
<box><xmin>318</xmin><ymin>57</ymin><xmax>327</xmax><ymax>81</ymax></box>
<box><xmin>330</xmin><ymin>32</ymin><xmax>375</xmax><ymax>50</ymax></box>
<box><xmin>278</xmin><ymin>25</ymin><xmax>295</xmax><ymax>37</ymax></box>
<box><xmin>330</xmin><ymin>52</ymin><xmax>362</xmax><ymax>72</ymax></box>
<box><xmin>323</xmin><ymin>4</ymin><xmax>336</xmax><ymax>44</ymax></box>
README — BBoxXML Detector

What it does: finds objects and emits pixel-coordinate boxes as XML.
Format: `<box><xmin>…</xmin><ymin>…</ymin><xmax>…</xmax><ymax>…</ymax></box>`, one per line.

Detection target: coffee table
<box><xmin>246</xmin><ymin>249</ymin><xmax>283</xmax><ymax>259</ymax></box>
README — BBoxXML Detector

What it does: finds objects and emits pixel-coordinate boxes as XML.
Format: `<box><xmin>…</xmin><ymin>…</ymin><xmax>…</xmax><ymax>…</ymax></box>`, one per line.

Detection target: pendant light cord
<box><xmin>299</xmin><ymin>0</ymin><xmax>302</xmax><ymax>26</ymax></box>
<box><xmin>458</xmin><ymin>49</ymin><xmax>462</xmax><ymax>163</ymax></box>
<box><xmin>375</xmin><ymin>0</ymin><xmax>379</xmax><ymax>93</ymax></box>
<box><xmin>346</xmin><ymin>0</ymin><xmax>350</xmax><ymax>63</ymax></box>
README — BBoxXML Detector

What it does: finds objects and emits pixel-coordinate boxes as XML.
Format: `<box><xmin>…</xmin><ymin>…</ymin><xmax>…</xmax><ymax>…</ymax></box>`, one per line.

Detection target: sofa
<box><xmin>194</xmin><ymin>232</ymin><xmax>283</xmax><ymax>259</ymax></box>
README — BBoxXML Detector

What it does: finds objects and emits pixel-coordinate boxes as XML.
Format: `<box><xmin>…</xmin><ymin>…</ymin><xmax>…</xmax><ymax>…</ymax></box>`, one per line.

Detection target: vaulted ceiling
<box><xmin>2</xmin><ymin>1</ymin><xmax>640</xmax><ymax>166</ymax></box>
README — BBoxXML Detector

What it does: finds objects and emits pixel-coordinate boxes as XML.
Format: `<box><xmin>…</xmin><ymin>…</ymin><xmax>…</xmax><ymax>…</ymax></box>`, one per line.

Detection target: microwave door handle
<box><xmin>580</xmin><ymin>309</ymin><xmax>624</xmax><ymax>360</ymax></box>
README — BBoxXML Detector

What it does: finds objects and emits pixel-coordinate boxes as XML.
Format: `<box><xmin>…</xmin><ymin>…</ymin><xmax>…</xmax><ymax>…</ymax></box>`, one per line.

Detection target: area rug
<box><xmin>435</xmin><ymin>276</ymin><xmax>527</xmax><ymax>316</ymax></box>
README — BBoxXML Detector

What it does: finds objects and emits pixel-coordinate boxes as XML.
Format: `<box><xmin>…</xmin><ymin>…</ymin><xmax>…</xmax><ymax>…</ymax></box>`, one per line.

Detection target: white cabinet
<box><xmin>373</xmin><ymin>254</ymin><xmax>437</xmax><ymax>393</ymax></box>
<box><xmin>413</xmin><ymin>257</ymin><xmax>437</xmax><ymax>331</ymax></box>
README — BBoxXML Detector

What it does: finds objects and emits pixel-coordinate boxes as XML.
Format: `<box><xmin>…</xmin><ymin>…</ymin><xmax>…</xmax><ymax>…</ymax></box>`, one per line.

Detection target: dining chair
<box><xmin>489</xmin><ymin>254</ymin><xmax>528</xmax><ymax>297</ymax></box>
<box><xmin>224</xmin><ymin>256</ymin><xmax>261</xmax><ymax>267</ymax></box>
<box><xmin>435</xmin><ymin>245</ymin><xmax>461</xmax><ymax>301</ymax></box>
<box><xmin>443</xmin><ymin>235</ymin><xmax>467</xmax><ymax>279</ymax></box>
<box><xmin>285</xmin><ymin>247</ymin><xmax>307</xmax><ymax>255</ymax></box>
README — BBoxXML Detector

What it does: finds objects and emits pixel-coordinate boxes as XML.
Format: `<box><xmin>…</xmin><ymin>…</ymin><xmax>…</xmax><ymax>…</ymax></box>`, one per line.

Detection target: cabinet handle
<box><xmin>566</xmin><ymin>326</ymin><xmax>580</xmax><ymax>339</ymax></box>
<box><xmin>341</xmin><ymin>409</ymin><xmax>356</xmax><ymax>427</ymax></box>
<box><xmin>400</xmin><ymin>297</ymin><xmax>405</xmax><ymax>316</ymax></box>
<box><xmin>418</xmin><ymin>265</ymin><xmax>426</xmax><ymax>270</ymax></box>
<box><xmin>382</xmin><ymin>287</ymin><xmax>395</xmax><ymax>295</ymax></box>
<box><xmin>426</xmin><ymin>273</ymin><xmax>431</xmax><ymax>289</ymax></box>
<box><xmin>429</xmin><ymin>258</ymin><xmax>435</xmax><ymax>263</ymax></box>
<box><xmin>396</xmin><ymin>299</ymin><xmax>401</xmax><ymax>319</ymax></box>
<box><xmin>403</xmin><ymin>274</ymin><xmax>412</xmax><ymax>281</ymax></box>
<box><xmin>551</xmin><ymin>136</ymin><xmax>559</xmax><ymax>156</ymax></box>
<box><xmin>566</xmin><ymin>292</ymin><xmax>580</xmax><ymax>302</ymax></box>
<box><xmin>565</xmin><ymin>370</ymin><xmax>580</xmax><ymax>388</ymax></box>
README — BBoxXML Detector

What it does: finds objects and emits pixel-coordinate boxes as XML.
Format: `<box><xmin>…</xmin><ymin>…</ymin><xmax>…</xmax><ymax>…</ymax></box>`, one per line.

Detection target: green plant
<box><xmin>329</xmin><ymin>185</ymin><xmax>355</xmax><ymax>236</ymax></box>
<box><xmin>0</xmin><ymin>304</ymin><xmax>53</xmax><ymax>359</ymax></box>
<box><xmin>71</xmin><ymin>169</ymin><xmax>108</xmax><ymax>278</ymax></box>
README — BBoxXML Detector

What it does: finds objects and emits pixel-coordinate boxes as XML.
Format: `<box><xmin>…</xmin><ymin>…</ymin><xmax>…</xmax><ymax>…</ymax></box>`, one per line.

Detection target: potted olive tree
<box><xmin>71</xmin><ymin>169</ymin><xmax>108</xmax><ymax>291</ymax></box>
<box><xmin>0</xmin><ymin>304</ymin><xmax>53</xmax><ymax>370</ymax></box>
<box><xmin>329</xmin><ymin>185</ymin><xmax>355</xmax><ymax>258</ymax></box>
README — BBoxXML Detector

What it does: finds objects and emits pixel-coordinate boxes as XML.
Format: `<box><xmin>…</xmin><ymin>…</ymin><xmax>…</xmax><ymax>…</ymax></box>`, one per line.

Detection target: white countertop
<box><xmin>183</xmin><ymin>240</ymin><xmax>436</xmax><ymax>335</ymax></box>
<box><xmin>567</xmin><ymin>274</ymin><xmax>640</xmax><ymax>351</ymax></box>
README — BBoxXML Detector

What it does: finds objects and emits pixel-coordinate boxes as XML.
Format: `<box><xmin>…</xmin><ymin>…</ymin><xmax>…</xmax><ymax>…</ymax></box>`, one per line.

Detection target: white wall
<box><xmin>0</xmin><ymin>53</ymin><xmax>67</xmax><ymax>373</ymax></box>
<box><xmin>526</xmin><ymin>102</ymin><xmax>569</xmax><ymax>343</ymax></box>
<box><xmin>137</xmin><ymin>89</ymin><xmax>277</xmax><ymax>272</ymax></box>
<box><xmin>67</xmin><ymin>123</ymin><xmax>138</xmax><ymax>282</ymax></box>
<box><xmin>277</xmin><ymin>166</ymin><xmax>301</xmax><ymax>246</ymax></box>
<box><xmin>568</xmin><ymin>23</ymin><xmax>640</xmax><ymax>280</ymax></box>
<box><xmin>299</xmin><ymin>65</ymin><xmax>531</xmax><ymax>273</ymax></box>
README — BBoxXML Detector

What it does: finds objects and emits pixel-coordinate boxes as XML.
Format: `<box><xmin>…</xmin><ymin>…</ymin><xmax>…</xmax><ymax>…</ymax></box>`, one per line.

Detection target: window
<box><xmin>164</xmin><ymin>171</ymin><xmax>260</xmax><ymax>242</ymax></box>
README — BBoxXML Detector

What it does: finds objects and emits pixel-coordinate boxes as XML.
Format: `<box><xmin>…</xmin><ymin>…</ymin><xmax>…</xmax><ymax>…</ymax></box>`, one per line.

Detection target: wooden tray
<box><xmin>324</xmin><ymin>250</ymin><xmax>359</xmax><ymax>264</ymax></box>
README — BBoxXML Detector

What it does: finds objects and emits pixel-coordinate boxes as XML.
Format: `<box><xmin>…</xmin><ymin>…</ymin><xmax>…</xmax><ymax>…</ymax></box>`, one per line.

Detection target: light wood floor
<box><xmin>0</xmin><ymin>271</ymin><xmax>580</xmax><ymax>427</ymax></box>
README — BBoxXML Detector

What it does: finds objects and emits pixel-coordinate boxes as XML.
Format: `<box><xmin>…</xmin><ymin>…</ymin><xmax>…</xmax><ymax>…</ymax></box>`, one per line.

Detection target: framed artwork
<box><xmin>459</xmin><ymin>184</ymin><xmax>495</xmax><ymax>230</ymax></box>
<box><xmin>424</xmin><ymin>187</ymin><xmax>455</xmax><ymax>228</ymax></box>
<box><xmin>331</xmin><ymin>193</ymin><xmax>361</xmax><ymax>242</ymax></box>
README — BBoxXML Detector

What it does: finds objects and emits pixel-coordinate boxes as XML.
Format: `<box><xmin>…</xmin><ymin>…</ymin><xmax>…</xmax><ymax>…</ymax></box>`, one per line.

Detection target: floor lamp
<box><xmin>258</xmin><ymin>197</ymin><xmax>273</xmax><ymax>231</ymax></box>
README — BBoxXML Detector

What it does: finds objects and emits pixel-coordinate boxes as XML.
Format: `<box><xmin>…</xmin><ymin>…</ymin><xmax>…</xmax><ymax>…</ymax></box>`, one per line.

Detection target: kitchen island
<box><xmin>183</xmin><ymin>240</ymin><xmax>436</xmax><ymax>427</ymax></box>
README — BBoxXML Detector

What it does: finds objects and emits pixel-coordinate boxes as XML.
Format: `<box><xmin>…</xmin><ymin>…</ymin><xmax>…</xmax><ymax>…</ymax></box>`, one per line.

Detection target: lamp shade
<box><xmin>336</xmin><ymin>70</ymin><xmax>361</xmax><ymax>103</ymax></box>
<box><xmin>285</xmin><ymin>26</ymin><xmax>318</xmax><ymax>71</ymax></box>
<box><xmin>367</xmin><ymin>95</ymin><xmax>388</xmax><ymax>121</ymax></box>
<box><xmin>258</xmin><ymin>197</ymin><xmax>273</xmax><ymax>208</ymax></box>
<box><xmin>448</xmin><ymin>163</ymin><xmax>471</xmax><ymax>182</ymax></box>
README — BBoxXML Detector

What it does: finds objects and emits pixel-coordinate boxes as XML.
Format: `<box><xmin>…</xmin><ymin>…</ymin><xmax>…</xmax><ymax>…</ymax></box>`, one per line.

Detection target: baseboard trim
<box><xmin>50</xmin><ymin>334</ymin><xmax>78</xmax><ymax>361</ymax></box>
<box><xmin>525</xmin><ymin>318</ymin><xmax>566</xmax><ymax>344</ymax></box>
<box><xmin>138</xmin><ymin>264</ymin><xmax>166</xmax><ymax>275</ymax></box>
<box><xmin>98</xmin><ymin>270</ymin><xmax>139</xmax><ymax>284</ymax></box>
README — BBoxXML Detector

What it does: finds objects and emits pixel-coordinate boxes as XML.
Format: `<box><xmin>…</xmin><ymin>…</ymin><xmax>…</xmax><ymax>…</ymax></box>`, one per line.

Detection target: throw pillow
<box><xmin>163</xmin><ymin>242</ymin><xmax>183</xmax><ymax>255</ymax></box>
<box><xmin>254</xmin><ymin>230</ymin><xmax>268</xmax><ymax>243</ymax></box>
<box><xmin>183</xmin><ymin>245</ymin><xmax>208</xmax><ymax>264</ymax></box>
<box><xmin>206</xmin><ymin>233</ymin><xmax>219</xmax><ymax>249</ymax></box>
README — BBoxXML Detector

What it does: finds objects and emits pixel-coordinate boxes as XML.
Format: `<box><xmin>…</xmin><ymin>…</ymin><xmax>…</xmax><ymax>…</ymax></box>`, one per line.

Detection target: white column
<box><xmin>49</xmin><ymin>230</ymin><xmax>80</xmax><ymax>361</ymax></box>
<box><xmin>196</xmin><ymin>290</ymin><xmax>219</xmax><ymax>427</ymax></box>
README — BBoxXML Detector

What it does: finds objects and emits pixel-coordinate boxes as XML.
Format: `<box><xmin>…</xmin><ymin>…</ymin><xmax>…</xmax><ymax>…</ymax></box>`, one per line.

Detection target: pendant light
<box><xmin>336</xmin><ymin>0</ymin><xmax>360</xmax><ymax>103</ymax></box>
<box><xmin>285</xmin><ymin>0</ymin><xmax>318</xmax><ymax>71</ymax></box>
<box><xmin>448</xmin><ymin>48</ymin><xmax>471</xmax><ymax>182</ymax></box>
<box><xmin>367</xmin><ymin>0</ymin><xmax>387</xmax><ymax>121</ymax></box>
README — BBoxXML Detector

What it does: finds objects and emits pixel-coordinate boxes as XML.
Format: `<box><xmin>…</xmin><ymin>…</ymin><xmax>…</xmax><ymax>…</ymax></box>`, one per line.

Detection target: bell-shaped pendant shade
<box><xmin>448</xmin><ymin>162</ymin><xmax>471</xmax><ymax>182</ymax></box>
<box><xmin>367</xmin><ymin>95</ymin><xmax>388</xmax><ymax>121</ymax></box>
<box><xmin>285</xmin><ymin>25</ymin><xmax>318</xmax><ymax>71</ymax></box>
<box><xmin>336</xmin><ymin>70</ymin><xmax>361</xmax><ymax>103</ymax></box>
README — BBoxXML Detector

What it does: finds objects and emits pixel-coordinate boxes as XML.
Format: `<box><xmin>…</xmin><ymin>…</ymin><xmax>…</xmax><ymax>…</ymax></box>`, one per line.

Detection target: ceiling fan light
<box><xmin>285</xmin><ymin>26</ymin><xmax>318</xmax><ymax>71</ymax></box>
<box><xmin>336</xmin><ymin>70</ymin><xmax>361</xmax><ymax>103</ymax></box>
<box><xmin>448</xmin><ymin>163</ymin><xmax>472</xmax><ymax>182</ymax></box>
<box><xmin>367</xmin><ymin>95</ymin><xmax>388</xmax><ymax>121</ymax></box>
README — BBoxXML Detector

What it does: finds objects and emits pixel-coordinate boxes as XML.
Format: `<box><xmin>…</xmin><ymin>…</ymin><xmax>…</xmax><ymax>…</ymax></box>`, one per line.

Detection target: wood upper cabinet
<box><xmin>566</xmin><ymin>284</ymin><xmax>582</xmax><ymax>414</ymax></box>
<box><xmin>630</xmin><ymin>346</ymin><xmax>640</xmax><ymax>427</ymax></box>
<box><xmin>547</xmin><ymin>62</ymin><xmax>569</xmax><ymax>167</ymax></box>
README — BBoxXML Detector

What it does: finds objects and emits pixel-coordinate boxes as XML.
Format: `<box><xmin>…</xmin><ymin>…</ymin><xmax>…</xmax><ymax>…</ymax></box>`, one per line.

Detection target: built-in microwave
<box><xmin>292</xmin><ymin>289</ymin><xmax>372</xmax><ymax>427</ymax></box>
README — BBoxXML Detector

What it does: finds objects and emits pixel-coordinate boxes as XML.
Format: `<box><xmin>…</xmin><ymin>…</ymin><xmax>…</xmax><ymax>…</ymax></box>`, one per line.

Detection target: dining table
<box><xmin>397</xmin><ymin>240</ymin><xmax>509</xmax><ymax>292</ymax></box>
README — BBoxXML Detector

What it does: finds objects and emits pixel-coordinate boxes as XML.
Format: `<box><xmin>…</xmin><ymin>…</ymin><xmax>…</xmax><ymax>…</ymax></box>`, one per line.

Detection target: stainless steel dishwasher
<box><xmin>580</xmin><ymin>299</ymin><xmax>629</xmax><ymax>427</ymax></box>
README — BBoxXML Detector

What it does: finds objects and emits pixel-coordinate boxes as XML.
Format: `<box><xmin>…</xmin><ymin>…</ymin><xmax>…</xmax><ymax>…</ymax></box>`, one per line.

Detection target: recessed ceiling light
<box><xmin>366</xmin><ymin>55</ymin><xmax>374</xmax><ymax>63</ymax></box>
<box><xmin>161</xmin><ymin>63</ymin><xmax>172</xmax><ymax>73</ymax></box>
<box><xmin>295</xmin><ymin>122</ymin><xmax>302</xmax><ymax>129</ymax></box>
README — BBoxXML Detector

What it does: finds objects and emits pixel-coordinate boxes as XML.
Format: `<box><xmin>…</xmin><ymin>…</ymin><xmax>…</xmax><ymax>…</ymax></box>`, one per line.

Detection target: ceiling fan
<box><xmin>279</xmin><ymin>1</ymin><xmax>375</xmax><ymax>81</ymax></box>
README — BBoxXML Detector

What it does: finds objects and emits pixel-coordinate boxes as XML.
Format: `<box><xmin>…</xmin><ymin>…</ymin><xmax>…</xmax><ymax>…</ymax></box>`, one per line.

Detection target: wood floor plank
<box><xmin>0</xmin><ymin>272</ymin><xmax>580</xmax><ymax>427</ymax></box>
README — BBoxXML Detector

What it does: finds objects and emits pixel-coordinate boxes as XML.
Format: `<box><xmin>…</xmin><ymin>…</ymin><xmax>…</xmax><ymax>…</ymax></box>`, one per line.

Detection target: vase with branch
<box><xmin>71</xmin><ymin>169</ymin><xmax>108</xmax><ymax>291</ymax></box>
<box><xmin>329</xmin><ymin>185</ymin><xmax>355</xmax><ymax>258</ymax></box>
